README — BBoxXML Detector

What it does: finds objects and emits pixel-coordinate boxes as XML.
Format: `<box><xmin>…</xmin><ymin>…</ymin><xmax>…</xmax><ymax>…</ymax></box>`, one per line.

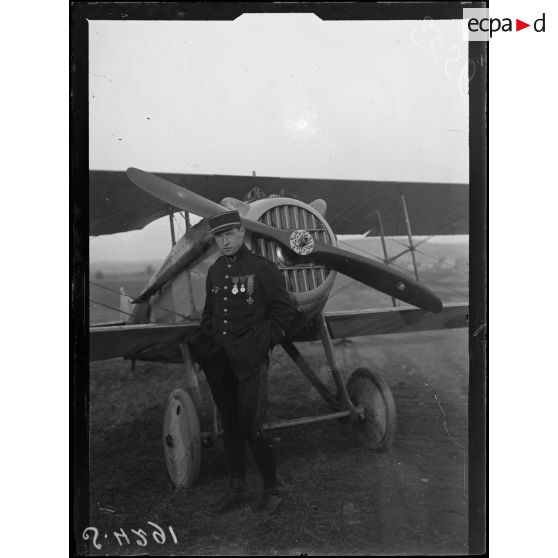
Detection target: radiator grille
<box><xmin>251</xmin><ymin>205</ymin><xmax>332</xmax><ymax>293</ymax></box>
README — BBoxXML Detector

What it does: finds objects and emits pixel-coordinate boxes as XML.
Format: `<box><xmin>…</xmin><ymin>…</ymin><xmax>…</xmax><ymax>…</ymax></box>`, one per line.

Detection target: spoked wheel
<box><xmin>163</xmin><ymin>389</ymin><xmax>201</xmax><ymax>488</ymax></box>
<box><xmin>346</xmin><ymin>367</ymin><xmax>397</xmax><ymax>451</ymax></box>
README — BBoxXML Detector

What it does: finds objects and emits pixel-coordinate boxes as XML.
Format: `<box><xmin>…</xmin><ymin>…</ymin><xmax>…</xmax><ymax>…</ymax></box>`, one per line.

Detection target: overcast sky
<box><xmin>89</xmin><ymin>15</ymin><xmax>469</xmax><ymax>262</ymax></box>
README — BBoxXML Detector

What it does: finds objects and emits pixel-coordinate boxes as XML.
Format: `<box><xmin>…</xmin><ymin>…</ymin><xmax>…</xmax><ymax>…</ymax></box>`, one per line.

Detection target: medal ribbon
<box><xmin>246</xmin><ymin>275</ymin><xmax>254</xmax><ymax>304</ymax></box>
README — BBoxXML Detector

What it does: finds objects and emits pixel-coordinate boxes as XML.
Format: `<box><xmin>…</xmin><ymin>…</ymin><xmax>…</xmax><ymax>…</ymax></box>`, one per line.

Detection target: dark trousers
<box><xmin>204</xmin><ymin>348</ymin><xmax>278</xmax><ymax>489</ymax></box>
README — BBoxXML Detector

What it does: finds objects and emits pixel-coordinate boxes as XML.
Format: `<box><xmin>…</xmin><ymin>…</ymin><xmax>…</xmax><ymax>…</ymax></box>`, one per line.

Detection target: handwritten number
<box><xmin>131</xmin><ymin>528</ymin><xmax>148</xmax><ymax>547</ymax></box>
<box><xmin>82</xmin><ymin>527</ymin><xmax>102</xmax><ymax>550</ymax></box>
<box><xmin>113</xmin><ymin>528</ymin><xmax>131</xmax><ymax>546</ymax></box>
<box><xmin>148</xmin><ymin>521</ymin><xmax>166</xmax><ymax>544</ymax></box>
<box><xmin>84</xmin><ymin>523</ymin><xmax>176</xmax><ymax>548</ymax></box>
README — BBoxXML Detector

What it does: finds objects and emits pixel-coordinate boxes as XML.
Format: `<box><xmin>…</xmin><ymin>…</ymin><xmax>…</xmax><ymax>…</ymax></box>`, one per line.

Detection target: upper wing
<box><xmin>90</xmin><ymin>170</ymin><xmax>468</xmax><ymax>237</ymax></box>
<box><xmin>90</xmin><ymin>322</ymin><xmax>200</xmax><ymax>362</ymax></box>
<box><xmin>293</xmin><ymin>302</ymin><xmax>468</xmax><ymax>342</ymax></box>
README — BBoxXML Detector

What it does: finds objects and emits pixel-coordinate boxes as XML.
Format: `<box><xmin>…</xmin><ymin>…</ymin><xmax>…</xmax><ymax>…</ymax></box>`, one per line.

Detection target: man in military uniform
<box><xmin>192</xmin><ymin>209</ymin><xmax>296</xmax><ymax>516</ymax></box>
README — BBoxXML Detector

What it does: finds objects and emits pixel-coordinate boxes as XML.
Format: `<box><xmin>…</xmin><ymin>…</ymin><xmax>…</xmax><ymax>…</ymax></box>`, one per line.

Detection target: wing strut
<box><xmin>373</xmin><ymin>194</ymin><xmax>421</xmax><ymax>304</ymax></box>
<box><xmin>168</xmin><ymin>208</ymin><xmax>176</xmax><ymax>246</ymax></box>
<box><xmin>401</xmin><ymin>194</ymin><xmax>420</xmax><ymax>281</ymax></box>
<box><xmin>375</xmin><ymin>209</ymin><xmax>397</xmax><ymax>308</ymax></box>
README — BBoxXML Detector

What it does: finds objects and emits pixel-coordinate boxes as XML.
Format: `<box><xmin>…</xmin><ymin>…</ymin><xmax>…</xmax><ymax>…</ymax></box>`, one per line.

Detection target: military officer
<box><xmin>191</xmin><ymin>209</ymin><xmax>297</xmax><ymax>516</ymax></box>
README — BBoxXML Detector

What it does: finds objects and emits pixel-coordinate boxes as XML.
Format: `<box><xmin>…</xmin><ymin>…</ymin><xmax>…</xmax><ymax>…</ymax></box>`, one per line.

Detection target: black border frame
<box><xmin>71</xmin><ymin>2</ymin><xmax>487</xmax><ymax>555</ymax></box>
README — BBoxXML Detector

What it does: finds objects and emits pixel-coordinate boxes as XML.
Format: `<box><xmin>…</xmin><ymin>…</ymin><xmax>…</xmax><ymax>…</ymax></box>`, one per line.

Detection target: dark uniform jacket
<box><xmin>191</xmin><ymin>244</ymin><xmax>297</xmax><ymax>380</ymax></box>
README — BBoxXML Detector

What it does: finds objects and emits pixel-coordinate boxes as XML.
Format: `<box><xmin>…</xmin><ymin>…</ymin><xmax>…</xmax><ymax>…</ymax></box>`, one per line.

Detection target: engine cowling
<box><xmin>241</xmin><ymin>197</ymin><xmax>337</xmax><ymax>316</ymax></box>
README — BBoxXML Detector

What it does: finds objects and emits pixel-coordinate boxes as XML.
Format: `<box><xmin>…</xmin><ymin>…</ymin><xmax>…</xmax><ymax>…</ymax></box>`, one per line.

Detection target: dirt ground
<box><xmin>84</xmin><ymin>329</ymin><xmax>468</xmax><ymax>556</ymax></box>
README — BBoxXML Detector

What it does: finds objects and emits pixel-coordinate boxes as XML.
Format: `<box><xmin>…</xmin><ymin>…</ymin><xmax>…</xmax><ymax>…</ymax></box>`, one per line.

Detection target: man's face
<box><xmin>214</xmin><ymin>226</ymin><xmax>245</xmax><ymax>256</ymax></box>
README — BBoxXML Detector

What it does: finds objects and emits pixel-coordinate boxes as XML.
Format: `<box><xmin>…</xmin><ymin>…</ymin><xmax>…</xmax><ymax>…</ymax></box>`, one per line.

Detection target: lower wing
<box><xmin>293</xmin><ymin>302</ymin><xmax>468</xmax><ymax>342</ymax></box>
<box><xmin>89</xmin><ymin>322</ymin><xmax>200</xmax><ymax>362</ymax></box>
<box><xmin>89</xmin><ymin>303</ymin><xmax>467</xmax><ymax>363</ymax></box>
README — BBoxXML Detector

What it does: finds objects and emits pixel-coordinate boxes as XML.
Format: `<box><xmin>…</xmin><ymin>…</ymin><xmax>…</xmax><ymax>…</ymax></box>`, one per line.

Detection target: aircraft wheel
<box><xmin>163</xmin><ymin>389</ymin><xmax>201</xmax><ymax>488</ymax></box>
<box><xmin>346</xmin><ymin>367</ymin><xmax>397</xmax><ymax>452</ymax></box>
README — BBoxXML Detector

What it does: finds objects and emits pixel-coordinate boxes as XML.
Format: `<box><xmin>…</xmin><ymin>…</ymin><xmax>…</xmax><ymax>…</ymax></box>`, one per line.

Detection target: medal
<box><xmin>231</xmin><ymin>276</ymin><xmax>239</xmax><ymax>295</ymax></box>
<box><xmin>212</xmin><ymin>286</ymin><xmax>219</xmax><ymax>294</ymax></box>
<box><xmin>240</xmin><ymin>275</ymin><xmax>246</xmax><ymax>293</ymax></box>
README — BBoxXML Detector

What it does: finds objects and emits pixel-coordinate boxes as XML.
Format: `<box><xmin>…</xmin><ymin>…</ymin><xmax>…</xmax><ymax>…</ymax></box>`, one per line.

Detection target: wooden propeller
<box><xmin>126</xmin><ymin>168</ymin><xmax>443</xmax><ymax>312</ymax></box>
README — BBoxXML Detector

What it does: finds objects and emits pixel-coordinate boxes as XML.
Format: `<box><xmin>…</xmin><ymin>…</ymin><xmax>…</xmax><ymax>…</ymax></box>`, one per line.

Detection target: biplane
<box><xmin>89</xmin><ymin>168</ymin><xmax>469</xmax><ymax>488</ymax></box>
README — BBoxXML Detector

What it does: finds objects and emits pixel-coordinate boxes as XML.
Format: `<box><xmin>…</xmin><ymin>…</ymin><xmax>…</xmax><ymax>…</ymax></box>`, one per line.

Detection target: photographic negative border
<box><xmin>71</xmin><ymin>2</ymin><xmax>486</xmax><ymax>554</ymax></box>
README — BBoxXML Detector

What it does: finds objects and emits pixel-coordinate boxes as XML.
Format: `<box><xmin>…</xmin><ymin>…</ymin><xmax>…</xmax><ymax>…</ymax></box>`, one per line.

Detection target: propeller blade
<box><xmin>310</xmin><ymin>244</ymin><xmax>442</xmax><ymax>313</ymax></box>
<box><xmin>133</xmin><ymin>230</ymin><xmax>216</xmax><ymax>304</ymax></box>
<box><xmin>126</xmin><ymin>167</ymin><xmax>227</xmax><ymax>218</ymax></box>
<box><xmin>240</xmin><ymin>220</ymin><xmax>442</xmax><ymax>313</ymax></box>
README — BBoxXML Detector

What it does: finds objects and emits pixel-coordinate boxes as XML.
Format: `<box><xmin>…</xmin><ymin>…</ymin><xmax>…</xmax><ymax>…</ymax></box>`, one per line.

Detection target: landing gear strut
<box><xmin>279</xmin><ymin>312</ymin><xmax>397</xmax><ymax>451</ymax></box>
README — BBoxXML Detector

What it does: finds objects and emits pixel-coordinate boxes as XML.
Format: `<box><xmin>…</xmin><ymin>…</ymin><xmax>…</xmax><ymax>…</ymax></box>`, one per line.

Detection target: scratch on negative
<box><xmin>473</xmin><ymin>323</ymin><xmax>486</xmax><ymax>337</ymax></box>
<box><xmin>432</xmin><ymin>392</ymin><xmax>466</xmax><ymax>451</ymax></box>
<box><xmin>423</xmin><ymin>382</ymin><xmax>467</xmax><ymax>497</ymax></box>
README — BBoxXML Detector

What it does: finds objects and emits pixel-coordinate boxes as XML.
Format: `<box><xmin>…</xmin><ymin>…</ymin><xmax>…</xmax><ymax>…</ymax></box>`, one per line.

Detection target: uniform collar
<box><xmin>225</xmin><ymin>243</ymin><xmax>249</xmax><ymax>265</ymax></box>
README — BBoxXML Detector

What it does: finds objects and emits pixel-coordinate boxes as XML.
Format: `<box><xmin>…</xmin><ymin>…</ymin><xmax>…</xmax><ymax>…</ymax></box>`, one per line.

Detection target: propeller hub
<box><xmin>289</xmin><ymin>229</ymin><xmax>315</xmax><ymax>255</ymax></box>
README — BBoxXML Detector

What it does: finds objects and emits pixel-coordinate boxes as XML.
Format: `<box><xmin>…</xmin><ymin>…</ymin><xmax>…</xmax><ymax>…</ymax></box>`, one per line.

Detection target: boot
<box><xmin>254</xmin><ymin>485</ymin><xmax>282</xmax><ymax>516</ymax></box>
<box><xmin>205</xmin><ymin>478</ymin><xmax>246</xmax><ymax>516</ymax></box>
